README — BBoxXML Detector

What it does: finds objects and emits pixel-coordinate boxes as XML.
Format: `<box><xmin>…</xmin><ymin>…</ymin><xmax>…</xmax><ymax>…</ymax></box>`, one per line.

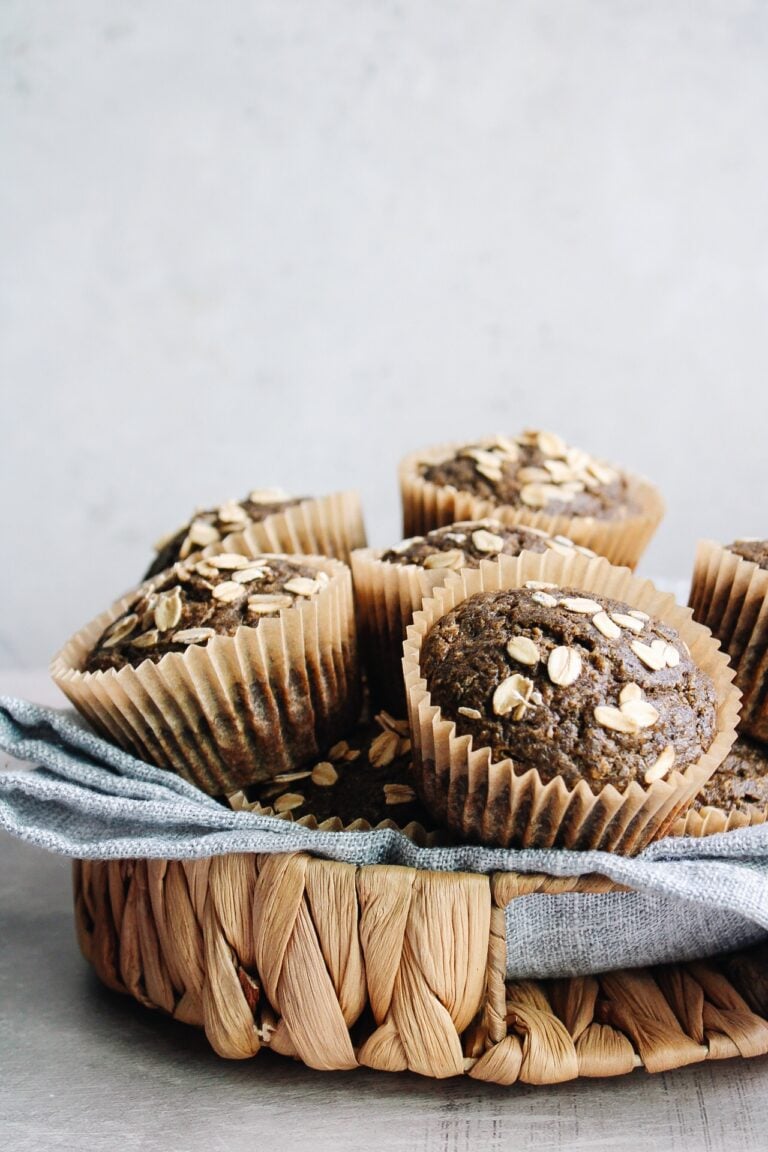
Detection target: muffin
<box><xmin>51</xmin><ymin>551</ymin><xmax>359</xmax><ymax>793</ymax></box>
<box><xmin>689</xmin><ymin>539</ymin><xmax>768</xmax><ymax>742</ymax></box>
<box><xmin>674</xmin><ymin>737</ymin><xmax>768</xmax><ymax>836</ymax></box>
<box><xmin>147</xmin><ymin>488</ymin><xmax>367</xmax><ymax>577</ymax></box>
<box><xmin>351</xmin><ymin>519</ymin><xmax>595</xmax><ymax>715</ymax></box>
<box><xmin>399</xmin><ymin>432</ymin><xmax>664</xmax><ymax>569</ymax></box>
<box><xmin>403</xmin><ymin>551</ymin><xmax>740</xmax><ymax>853</ymax></box>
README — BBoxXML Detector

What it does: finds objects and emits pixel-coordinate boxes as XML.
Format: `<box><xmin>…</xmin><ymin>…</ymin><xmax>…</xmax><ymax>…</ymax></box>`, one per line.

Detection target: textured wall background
<box><xmin>2</xmin><ymin>1</ymin><xmax>767</xmax><ymax>667</ymax></box>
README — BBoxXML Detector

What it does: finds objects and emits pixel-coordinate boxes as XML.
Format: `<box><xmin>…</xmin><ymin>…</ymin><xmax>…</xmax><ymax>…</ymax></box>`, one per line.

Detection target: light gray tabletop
<box><xmin>2</xmin><ymin>671</ymin><xmax>768</xmax><ymax>1152</ymax></box>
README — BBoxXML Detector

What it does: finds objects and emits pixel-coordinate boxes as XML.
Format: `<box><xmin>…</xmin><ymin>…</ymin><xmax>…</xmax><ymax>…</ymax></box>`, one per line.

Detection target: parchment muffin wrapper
<box><xmin>689</xmin><ymin>539</ymin><xmax>768</xmax><ymax>742</ymax></box>
<box><xmin>403</xmin><ymin>550</ymin><xmax>740</xmax><ymax>854</ymax></box>
<box><xmin>399</xmin><ymin>444</ymin><xmax>664</xmax><ymax>570</ymax></box>
<box><xmin>351</xmin><ymin>541</ymin><xmax>584</xmax><ymax>717</ymax></box>
<box><xmin>51</xmin><ymin>553</ymin><xmax>359</xmax><ymax>795</ymax></box>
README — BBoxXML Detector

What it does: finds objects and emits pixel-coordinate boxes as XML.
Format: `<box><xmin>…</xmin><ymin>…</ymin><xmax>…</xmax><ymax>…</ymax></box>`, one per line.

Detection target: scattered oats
<box><xmin>517</xmin><ymin>429</ymin><xmax>541</xmax><ymax>446</ymax></box>
<box><xmin>328</xmin><ymin>740</ymin><xmax>350</xmax><ymax>761</ymax></box>
<box><xmin>423</xmin><ymin>549</ymin><xmax>466</xmax><ymax>570</ymax></box>
<box><xmin>566</xmin><ymin>446</ymin><xmax>591</xmax><ymax>470</ymax></box>
<box><xmin>531</xmin><ymin>591</ymin><xmax>558</xmax><ymax>608</ymax></box>
<box><xmin>284</xmin><ymin>576</ymin><xmax>321</xmax><ymax>597</ymax></box>
<box><xmin>461</xmin><ymin>447</ymin><xmax>503</xmax><ymax>470</ymax></box>
<box><xmin>247</xmin><ymin>594</ymin><xmax>292</xmax><ymax>614</ymax></box>
<box><xmin>592</xmin><ymin>611</ymin><xmax>621</xmax><ymax>640</ymax></box>
<box><xmin>154</xmin><ymin>588</ymin><xmax>183</xmax><ymax>631</ymax></box>
<box><xmin>213</xmin><ymin>581</ymin><xmax>246</xmax><ymax>604</ymax></box>
<box><xmin>619</xmin><ymin>682</ymin><xmax>643</xmax><ymax>704</ymax></box>
<box><xmin>195</xmin><ymin>560</ymin><xmax>220</xmax><ymax>579</ymax></box>
<box><xmin>383</xmin><ymin>783</ymin><xmax>416</xmax><ymax>805</ymax></box>
<box><xmin>344</xmin><ymin>749</ymin><xmax>361</xmax><ymax>762</ymax></box>
<box><xmin>443</xmin><ymin>532</ymin><xmax>467</xmax><ymax>544</ymax></box>
<box><xmin>311</xmin><ymin>762</ymin><xmax>338</xmax><ymax>787</ymax></box>
<box><xmin>400</xmin><ymin>738</ymin><xmax>412</xmax><ymax>755</ymax></box>
<box><xmin>102</xmin><ymin>613</ymin><xmax>139</xmax><ymax>647</ymax></box>
<box><xmin>173</xmin><ymin>627</ymin><xmax>216</xmax><ymax>644</ymax></box>
<box><xmin>476</xmin><ymin>463</ymin><xmax>503</xmax><ymax>484</ymax></box>
<box><xmin>369</xmin><ymin>729</ymin><xmax>400</xmax><ymax>767</ymax></box>
<box><xmin>545</xmin><ymin>539</ymin><xmax>576</xmax><ymax>557</ymax></box>
<box><xmin>489</xmin><ymin>436</ymin><xmax>520</xmax><ymax>459</ymax></box>
<box><xmin>217</xmin><ymin>501</ymin><xmax>248</xmax><ymax>524</ymax></box>
<box><xmin>178</xmin><ymin>536</ymin><xmax>193</xmax><ymax>560</ymax></box>
<box><xmin>392</xmin><ymin>536</ymin><xmax>422</xmax><ymax>553</ymax></box>
<box><xmin>232</xmin><ymin>566</ymin><xmax>269</xmax><ymax>584</ymax></box>
<box><xmin>645</xmin><ymin>745</ymin><xmax>676</xmax><ymax>784</ymax></box>
<box><xmin>248</xmin><ymin>487</ymin><xmax>290</xmax><ymax>503</ymax></box>
<box><xmin>665</xmin><ymin>645</ymin><xmax>681</xmax><ymax>668</ymax></box>
<box><xmin>316</xmin><ymin>571</ymin><xmax>330</xmax><ymax>585</ymax></box>
<box><xmin>537</xmin><ymin>430</ymin><xmax>568</xmax><ymax>458</ymax></box>
<box><xmin>525</xmin><ymin>580</ymin><xmax>558</xmax><ymax>590</ymax></box>
<box><xmin>493</xmin><ymin>673</ymin><xmax>535</xmax><ymax>718</ymax></box>
<box><xmin>376</xmin><ymin>712</ymin><xmax>410</xmax><ymax>736</ymax></box>
<box><xmin>187</xmin><ymin>520</ymin><xmax>221</xmax><ymax>548</ymax></box>
<box><xmin>594</xmin><ymin>705</ymin><xmax>640</xmax><ymax>734</ymax></box>
<box><xmin>506</xmin><ymin>636</ymin><xmax>540</xmax><ymax>665</ymax></box>
<box><xmin>273</xmin><ymin>770</ymin><xmax>311</xmax><ymax>784</ymax></box>
<box><xmin>586</xmin><ymin>460</ymin><xmax>618</xmax><ymax>486</ymax></box>
<box><xmin>209</xmin><ymin>553</ymin><xmax>250</xmax><ymax>570</ymax></box>
<box><xmin>547</xmin><ymin>646</ymin><xmax>582</xmax><ymax>687</ymax></box>
<box><xmin>629</xmin><ymin>610</ymin><xmax>650</xmax><ymax>622</ymax></box>
<box><xmin>561</xmin><ymin>596</ymin><xmax>602</xmax><ymax>615</ymax></box>
<box><xmin>611</xmin><ymin>612</ymin><xmax>645</xmax><ymax>634</ymax></box>
<box><xmin>458</xmin><ymin>706</ymin><xmax>482</xmax><ymax>720</ymax></box>
<box><xmin>520</xmin><ymin>482</ymin><xmax>564</xmax><ymax>508</ymax></box>
<box><xmin>630</xmin><ymin>640</ymin><xmax>667</xmax><ymax>671</ymax></box>
<box><xmin>131</xmin><ymin>629</ymin><xmax>160</xmax><ymax>649</ymax></box>
<box><xmin>559</xmin><ymin>481</ymin><xmax>585</xmax><ymax>497</ymax></box>
<box><xmin>517</xmin><ymin>466</ymin><xmax>552</xmax><ymax>484</ymax></box>
<box><xmin>274</xmin><ymin>792</ymin><xmax>305</xmax><ymax>813</ymax></box>
<box><xmin>544</xmin><ymin>461</ymin><xmax>576</xmax><ymax>484</ymax></box>
<box><xmin>472</xmin><ymin>529</ymin><xmax>505</xmax><ymax>553</ymax></box>
<box><xmin>620</xmin><ymin>699</ymin><xmax>660</xmax><ymax>729</ymax></box>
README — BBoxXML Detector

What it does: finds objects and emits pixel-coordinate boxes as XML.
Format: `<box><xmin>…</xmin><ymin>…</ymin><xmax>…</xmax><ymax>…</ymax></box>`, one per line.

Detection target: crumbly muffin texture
<box><xmin>419</xmin><ymin>431</ymin><xmax>638</xmax><ymax>520</ymax></box>
<box><xmin>147</xmin><ymin>488</ymin><xmax>306</xmax><ymax>577</ymax></box>
<box><xmin>693</xmin><ymin>737</ymin><xmax>768</xmax><ymax>813</ymax></box>
<box><xmin>380</xmin><ymin>519</ymin><xmax>595</xmax><ymax>571</ymax></box>
<box><xmin>420</xmin><ymin>584</ymin><xmax>717</xmax><ymax>790</ymax></box>
<box><xmin>726</xmin><ymin>539</ymin><xmax>768</xmax><ymax>571</ymax></box>
<box><xmin>86</xmin><ymin>553</ymin><xmax>328</xmax><ymax>672</ymax></box>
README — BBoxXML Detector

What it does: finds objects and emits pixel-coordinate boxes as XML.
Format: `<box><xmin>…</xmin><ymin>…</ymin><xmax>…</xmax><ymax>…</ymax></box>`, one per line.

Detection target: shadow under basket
<box><xmin>74</xmin><ymin>852</ymin><xmax>768</xmax><ymax>1084</ymax></box>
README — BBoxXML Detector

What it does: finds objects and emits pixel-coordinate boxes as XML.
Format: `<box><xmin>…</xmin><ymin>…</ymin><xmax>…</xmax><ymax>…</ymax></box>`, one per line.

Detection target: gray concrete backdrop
<box><xmin>2</xmin><ymin>1</ymin><xmax>767</xmax><ymax>668</ymax></box>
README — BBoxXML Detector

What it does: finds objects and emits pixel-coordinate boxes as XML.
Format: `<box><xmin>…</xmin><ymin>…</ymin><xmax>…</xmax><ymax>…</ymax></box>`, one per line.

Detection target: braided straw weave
<box><xmin>74</xmin><ymin>853</ymin><xmax>768</xmax><ymax>1082</ymax></box>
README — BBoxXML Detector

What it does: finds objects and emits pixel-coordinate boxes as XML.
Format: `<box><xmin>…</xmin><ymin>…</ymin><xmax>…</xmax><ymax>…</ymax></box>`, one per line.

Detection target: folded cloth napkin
<box><xmin>1</xmin><ymin>695</ymin><xmax>766</xmax><ymax>979</ymax></box>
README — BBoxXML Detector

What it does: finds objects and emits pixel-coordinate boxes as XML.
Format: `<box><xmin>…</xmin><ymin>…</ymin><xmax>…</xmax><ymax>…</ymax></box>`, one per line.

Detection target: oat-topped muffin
<box><xmin>147</xmin><ymin>488</ymin><xmax>367</xmax><ymax>577</ymax></box>
<box><xmin>725</xmin><ymin>539</ymin><xmax>768</xmax><ymax>570</ymax></box>
<box><xmin>693</xmin><ymin>737</ymin><xmax>768</xmax><ymax>814</ymax></box>
<box><xmin>419</xmin><ymin>583</ymin><xmax>717</xmax><ymax>791</ymax></box>
<box><xmin>52</xmin><ymin>552</ymin><xmax>358</xmax><ymax>793</ymax></box>
<box><xmin>87</xmin><ymin>553</ymin><xmax>328</xmax><ymax>672</ymax></box>
<box><xmin>147</xmin><ymin>489</ymin><xmax>307</xmax><ymax>576</ymax></box>
<box><xmin>380</xmin><ymin>520</ymin><xmax>594</xmax><ymax>570</ymax></box>
<box><xmin>400</xmin><ymin>433</ymin><xmax>665</xmax><ymax>570</ymax></box>
<box><xmin>419</xmin><ymin>433</ymin><xmax>637</xmax><ymax>520</ymax></box>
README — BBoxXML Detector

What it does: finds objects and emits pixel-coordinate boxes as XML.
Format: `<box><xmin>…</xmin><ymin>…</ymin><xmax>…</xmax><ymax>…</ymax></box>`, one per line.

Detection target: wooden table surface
<box><xmin>2</xmin><ymin>671</ymin><xmax>768</xmax><ymax>1152</ymax></box>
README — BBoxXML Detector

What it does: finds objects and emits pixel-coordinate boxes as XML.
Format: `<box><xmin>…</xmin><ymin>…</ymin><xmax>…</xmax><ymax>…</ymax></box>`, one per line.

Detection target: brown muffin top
<box><xmin>418</xmin><ymin>432</ymin><xmax>639</xmax><ymax>520</ymax></box>
<box><xmin>380</xmin><ymin>519</ymin><xmax>595</xmax><ymax>570</ymax></box>
<box><xmin>86</xmin><ymin>553</ymin><xmax>327</xmax><ymax>672</ymax></box>
<box><xmin>726</xmin><ymin>539</ymin><xmax>768</xmax><ymax>571</ymax></box>
<box><xmin>693</xmin><ymin>736</ymin><xmax>768</xmax><ymax>813</ymax></box>
<box><xmin>419</xmin><ymin>584</ymin><xmax>717</xmax><ymax>791</ymax></box>
<box><xmin>147</xmin><ymin>488</ymin><xmax>307</xmax><ymax>577</ymax></box>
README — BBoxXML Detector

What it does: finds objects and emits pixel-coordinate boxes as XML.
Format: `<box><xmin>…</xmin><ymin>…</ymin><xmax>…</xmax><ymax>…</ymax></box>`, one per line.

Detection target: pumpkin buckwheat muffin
<box><xmin>674</xmin><ymin>737</ymin><xmax>768</xmax><ymax>835</ymax></box>
<box><xmin>52</xmin><ymin>552</ymin><xmax>359</xmax><ymax>793</ymax></box>
<box><xmin>399</xmin><ymin>431</ymin><xmax>664</xmax><ymax>568</ymax></box>
<box><xmin>689</xmin><ymin>538</ymin><xmax>768</xmax><ymax>742</ymax></box>
<box><xmin>147</xmin><ymin>488</ymin><xmax>366</xmax><ymax>576</ymax></box>
<box><xmin>403</xmin><ymin>554</ymin><xmax>740</xmax><ymax>853</ymax></box>
<box><xmin>352</xmin><ymin>519</ymin><xmax>594</xmax><ymax>714</ymax></box>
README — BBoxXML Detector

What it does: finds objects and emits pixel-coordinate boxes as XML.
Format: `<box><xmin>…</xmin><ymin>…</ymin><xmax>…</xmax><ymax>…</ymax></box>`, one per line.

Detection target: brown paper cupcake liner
<box><xmin>223</xmin><ymin>490</ymin><xmax>367</xmax><ymax>565</ymax></box>
<box><xmin>689</xmin><ymin>540</ymin><xmax>768</xmax><ymax>742</ymax></box>
<box><xmin>351</xmin><ymin>543</ymin><xmax>586</xmax><ymax>717</ymax></box>
<box><xmin>51</xmin><ymin>554</ymin><xmax>359</xmax><ymax>795</ymax></box>
<box><xmin>226</xmin><ymin>792</ymin><xmax>445</xmax><ymax>846</ymax></box>
<box><xmin>399</xmin><ymin>444</ymin><xmax>664</xmax><ymax>570</ymax></box>
<box><xmin>402</xmin><ymin>550</ymin><xmax>740</xmax><ymax>854</ymax></box>
<box><xmin>672</xmin><ymin>803</ymin><xmax>767</xmax><ymax>838</ymax></box>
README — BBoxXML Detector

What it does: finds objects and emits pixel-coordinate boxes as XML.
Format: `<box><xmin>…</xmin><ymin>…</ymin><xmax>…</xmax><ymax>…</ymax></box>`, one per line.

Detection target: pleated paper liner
<box><xmin>229</xmin><ymin>490</ymin><xmax>367</xmax><ymax>564</ymax></box>
<box><xmin>399</xmin><ymin>443</ymin><xmax>665</xmax><ymax>570</ymax></box>
<box><xmin>50</xmin><ymin>553</ymin><xmax>359</xmax><ymax>795</ymax></box>
<box><xmin>689</xmin><ymin>539</ymin><xmax>768</xmax><ymax>742</ymax></box>
<box><xmin>402</xmin><ymin>550</ymin><xmax>741</xmax><ymax>854</ymax></box>
<box><xmin>673</xmin><ymin>802</ymin><xmax>767</xmax><ymax>837</ymax></box>
<box><xmin>351</xmin><ymin>538</ymin><xmax>588</xmax><ymax>716</ymax></box>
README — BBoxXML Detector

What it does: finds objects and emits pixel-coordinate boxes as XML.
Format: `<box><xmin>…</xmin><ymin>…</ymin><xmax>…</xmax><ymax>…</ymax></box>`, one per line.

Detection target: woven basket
<box><xmin>73</xmin><ymin>851</ymin><xmax>768</xmax><ymax>1083</ymax></box>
